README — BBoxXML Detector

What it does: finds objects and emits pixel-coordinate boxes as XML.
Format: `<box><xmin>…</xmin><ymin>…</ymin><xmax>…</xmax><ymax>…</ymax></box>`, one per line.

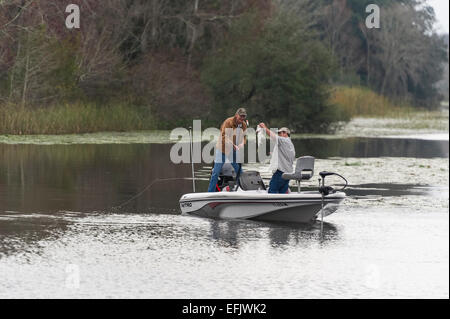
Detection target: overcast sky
<box><xmin>428</xmin><ymin>0</ymin><xmax>449</xmax><ymax>34</ymax></box>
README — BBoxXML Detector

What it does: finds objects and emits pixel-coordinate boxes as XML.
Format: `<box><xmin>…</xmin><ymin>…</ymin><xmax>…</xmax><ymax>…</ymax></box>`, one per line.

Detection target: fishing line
<box><xmin>110</xmin><ymin>177</ymin><xmax>192</xmax><ymax>212</ymax></box>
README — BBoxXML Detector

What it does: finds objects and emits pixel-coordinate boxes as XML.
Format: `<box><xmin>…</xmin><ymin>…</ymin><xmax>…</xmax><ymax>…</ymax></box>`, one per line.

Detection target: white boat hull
<box><xmin>179</xmin><ymin>191</ymin><xmax>345</xmax><ymax>223</ymax></box>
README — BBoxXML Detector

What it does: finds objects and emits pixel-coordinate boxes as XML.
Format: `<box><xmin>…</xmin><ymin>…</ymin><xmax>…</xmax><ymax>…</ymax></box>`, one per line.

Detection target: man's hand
<box><xmin>259</xmin><ymin>122</ymin><xmax>276</xmax><ymax>139</ymax></box>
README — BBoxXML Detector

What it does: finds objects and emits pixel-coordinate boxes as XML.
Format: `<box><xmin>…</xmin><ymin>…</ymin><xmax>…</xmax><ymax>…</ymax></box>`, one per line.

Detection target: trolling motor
<box><xmin>318</xmin><ymin>171</ymin><xmax>348</xmax><ymax>195</ymax></box>
<box><xmin>318</xmin><ymin>171</ymin><xmax>348</xmax><ymax>236</ymax></box>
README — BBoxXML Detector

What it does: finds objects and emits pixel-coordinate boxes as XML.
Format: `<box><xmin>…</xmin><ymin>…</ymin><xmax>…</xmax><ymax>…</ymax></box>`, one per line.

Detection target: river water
<box><xmin>0</xmin><ymin>134</ymin><xmax>448</xmax><ymax>298</ymax></box>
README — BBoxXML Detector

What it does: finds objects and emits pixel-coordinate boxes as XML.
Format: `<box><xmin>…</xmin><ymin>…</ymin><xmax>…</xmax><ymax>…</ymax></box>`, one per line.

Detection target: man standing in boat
<box><xmin>258</xmin><ymin>123</ymin><xmax>296</xmax><ymax>193</ymax></box>
<box><xmin>207</xmin><ymin>108</ymin><xmax>248</xmax><ymax>192</ymax></box>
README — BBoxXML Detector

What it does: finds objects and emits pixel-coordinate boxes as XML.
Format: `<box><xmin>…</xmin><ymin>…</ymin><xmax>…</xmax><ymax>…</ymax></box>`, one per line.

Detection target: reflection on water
<box><xmin>0</xmin><ymin>144</ymin><xmax>196</xmax><ymax>213</ymax></box>
<box><xmin>208</xmin><ymin>219</ymin><xmax>339</xmax><ymax>249</ymax></box>
<box><xmin>0</xmin><ymin>211</ymin><xmax>340</xmax><ymax>259</ymax></box>
<box><xmin>0</xmin><ymin>137</ymin><xmax>448</xmax><ymax>298</ymax></box>
<box><xmin>291</xmin><ymin>137</ymin><xmax>449</xmax><ymax>158</ymax></box>
<box><xmin>346</xmin><ymin>183</ymin><xmax>436</xmax><ymax>197</ymax></box>
<box><xmin>0</xmin><ymin>213</ymin><xmax>70</xmax><ymax>258</ymax></box>
<box><xmin>0</xmin><ymin>136</ymin><xmax>447</xmax><ymax>214</ymax></box>
<box><xmin>0</xmin><ymin>211</ymin><xmax>447</xmax><ymax>298</ymax></box>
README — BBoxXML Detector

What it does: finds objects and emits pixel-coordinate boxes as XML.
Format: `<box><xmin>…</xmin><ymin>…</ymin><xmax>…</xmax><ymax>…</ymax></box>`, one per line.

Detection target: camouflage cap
<box><xmin>235</xmin><ymin>107</ymin><xmax>247</xmax><ymax>117</ymax></box>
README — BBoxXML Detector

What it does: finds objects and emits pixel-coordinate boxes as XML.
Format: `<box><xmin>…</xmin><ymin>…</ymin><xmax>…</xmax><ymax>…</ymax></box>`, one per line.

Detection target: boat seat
<box><xmin>238</xmin><ymin>171</ymin><xmax>267</xmax><ymax>191</ymax></box>
<box><xmin>220</xmin><ymin>163</ymin><xmax>236</xmax><ymax>178</ymax></box>
<box><xmin>282</xmin><ymin>156</ymin><xmax>315</xmax><ymax>192</ymax></box>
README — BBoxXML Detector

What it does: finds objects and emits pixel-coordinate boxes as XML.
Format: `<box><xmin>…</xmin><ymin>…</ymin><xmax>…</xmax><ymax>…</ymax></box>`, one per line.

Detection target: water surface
<box><xmin>0</xmin><ymin>135</ymin><xmax>448</xmax><ymax>298</ymax></box>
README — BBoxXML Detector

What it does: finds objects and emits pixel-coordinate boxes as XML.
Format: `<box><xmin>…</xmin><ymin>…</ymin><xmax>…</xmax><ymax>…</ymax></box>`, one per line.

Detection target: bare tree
<box><xmin>368</xmin><ymin>3</ymin><xmax>435</xmax><ymax>98</ymax></box>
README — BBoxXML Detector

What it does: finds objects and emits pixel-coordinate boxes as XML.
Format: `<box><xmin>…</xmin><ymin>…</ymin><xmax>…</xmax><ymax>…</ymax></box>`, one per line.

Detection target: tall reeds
<box><xmin>330</xmin><ymin>86</ymin><xmax>415</xmax><ymax>118</ymax></box>
<box><xmin>0</xmin><ymin>103</ymin><xmax>156</xmax><ymax>135</ymax></box>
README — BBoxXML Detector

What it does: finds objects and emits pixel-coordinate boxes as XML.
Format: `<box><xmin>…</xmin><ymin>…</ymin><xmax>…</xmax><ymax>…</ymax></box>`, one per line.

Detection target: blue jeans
<box><xmin>268</xmin><ymin>170</ymin><xmax>290</xmax><ymax>194</ymax></box>
<box><xmin>207</xmin><ymin>150</ymin><xmax>241</xmax><ymax>192</ymax></box>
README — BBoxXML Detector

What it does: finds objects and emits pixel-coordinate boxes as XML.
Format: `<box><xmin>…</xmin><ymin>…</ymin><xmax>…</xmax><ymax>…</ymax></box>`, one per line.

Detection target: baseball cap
<box><xmin>235</xmin><ymin>108</ymin><xmax>247</xmax><ymax>117</ymax></box>
<box><xmin>278</xmin><ymin>127</ymin><xmax>291</xmax><ymax>135</ymax></box>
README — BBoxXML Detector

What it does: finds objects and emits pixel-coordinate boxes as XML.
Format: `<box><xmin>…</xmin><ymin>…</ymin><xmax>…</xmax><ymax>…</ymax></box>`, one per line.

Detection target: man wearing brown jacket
<box><xmin>207</xmin><ymin>108</ymin><xmax>248</xmax><ymax>192</ymax></box>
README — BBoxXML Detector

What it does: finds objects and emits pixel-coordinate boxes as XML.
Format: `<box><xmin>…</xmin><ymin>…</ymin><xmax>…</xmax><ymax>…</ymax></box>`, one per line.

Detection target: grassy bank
<box><xmin>0</xmin><ymin>103</ymin><xmax>157</xmax><ymax>135</ymax></box>
<box><xmin>0</xmin><ymin>86</ymin><xmax>439</xmax><ymax>135</ymax></box>
<box><xmin>330</xmin><ymin>86</ymin><xmax>416</xmax><ymax>118</ymax></box>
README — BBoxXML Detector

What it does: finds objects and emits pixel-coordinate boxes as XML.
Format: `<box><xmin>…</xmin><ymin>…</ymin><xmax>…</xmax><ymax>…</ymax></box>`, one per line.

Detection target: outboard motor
<box><xmin>213</xmin><ymin>163</ymin><xmax>267</xmax><ymax>192</ymax></box>
<box><xmin>214</xmin><ymin>163</ymin><xmax>236</xmax><ymax>191</ymax></box>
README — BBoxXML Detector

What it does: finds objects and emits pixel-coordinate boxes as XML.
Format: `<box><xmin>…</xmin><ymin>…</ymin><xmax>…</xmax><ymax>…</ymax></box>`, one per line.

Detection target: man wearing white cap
<box><xmin>258</xmin><ymin>123</ymin><xmax>296</xmax><ymax>193</ymax></box>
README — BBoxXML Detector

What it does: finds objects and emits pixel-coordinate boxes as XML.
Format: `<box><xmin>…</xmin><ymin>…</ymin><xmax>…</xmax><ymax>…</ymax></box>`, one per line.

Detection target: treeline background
<box><xmin>0</xmin><ymin>0</ymin><xmax>448</xmax><ymax>134</ymax></box>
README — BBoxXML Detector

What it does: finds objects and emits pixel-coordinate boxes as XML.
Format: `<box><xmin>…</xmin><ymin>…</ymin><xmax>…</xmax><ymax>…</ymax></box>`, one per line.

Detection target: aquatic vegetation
<box><xmin>344</xmin><ymin>162</ymin><xmax>362</xmax><ymax>166</ymax></box>
<box><xmin>0</xmin><ymin>107</ymin><xmax>448</xmax><ymax>145</ymax></box>
<box><xmin>0</xmin><ymin>103</ymin><xmax>157</xmax><ymax>135</ymax></box>
<box><xmin>337</xmin><ymin>108</ymin><xmax>449</xmax><ymax>137</ymax></box>
<box><xmin>249</xmin><ymin>157</ymin><xmax>449</xmax><ymax>188</ymax></box>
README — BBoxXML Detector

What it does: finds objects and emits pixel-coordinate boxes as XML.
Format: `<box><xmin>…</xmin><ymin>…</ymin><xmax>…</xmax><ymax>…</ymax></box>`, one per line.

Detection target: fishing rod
<box><xmin>189</xmin><ymin>126</ymin><xmax>196</xmax><ymax>192</ymax></box>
